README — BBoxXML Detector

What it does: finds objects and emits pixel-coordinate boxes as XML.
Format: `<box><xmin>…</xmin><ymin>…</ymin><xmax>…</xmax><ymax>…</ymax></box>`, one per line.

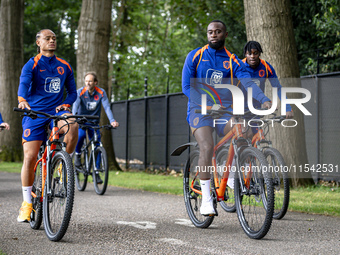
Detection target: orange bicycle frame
<box><xmin>31</xmin><ymin>126</ymin><xmax>60</xmax><ymax>200</ymax></box>
<box><xmin>190</xmin><ymin>122</ymin><xmax>246</xmax><ymax>201</ymax></box>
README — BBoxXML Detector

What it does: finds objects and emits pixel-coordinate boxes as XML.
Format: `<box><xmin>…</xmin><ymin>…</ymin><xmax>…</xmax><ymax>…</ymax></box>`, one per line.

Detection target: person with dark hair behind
<box><xmin>242</xmin><ymin>41</ymin><xmax>293</xmax><ymax>119</ymax></box>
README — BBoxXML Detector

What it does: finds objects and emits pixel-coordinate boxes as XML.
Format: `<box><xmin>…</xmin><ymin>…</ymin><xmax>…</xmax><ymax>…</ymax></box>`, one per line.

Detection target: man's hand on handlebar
<box><xmin>111</xmin><ymin>121</ymin><xmax>119</xmax><ymax>128</ymax></box>
<box><xmin>18</xmin><ymin>101</ymin><xmax>31</xmax><ymax>110</ymax></box>
<box><xmin>56</xmin><ymin>104</ymin><xmax>71</xmax><ymax>113</ymax></box>
<box><xmin>286</xmin><ymin>111</ymin><xmax>294</xmax><ymax>119</ymax></box>
<box><xmin>262</xmin><ymin>101</ymin><xmax>272</xmax><ymax>109</ymax></box>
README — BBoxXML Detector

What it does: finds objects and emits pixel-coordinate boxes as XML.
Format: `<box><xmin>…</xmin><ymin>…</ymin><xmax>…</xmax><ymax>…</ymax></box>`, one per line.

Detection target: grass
<box><xmin>1</xmin><ymin>162</ymin><xmax>339</xmax><ymax>217</ymax></box>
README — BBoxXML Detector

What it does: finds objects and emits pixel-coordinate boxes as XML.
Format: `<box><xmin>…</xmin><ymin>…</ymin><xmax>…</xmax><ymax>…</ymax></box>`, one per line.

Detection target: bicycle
<box><xmin>171</xmin><ymin>109</ymin><xmax>275</xmax><ymax>239</ymax></box>
<box><xmin>251</xmin><ymin>113</ymin><xmax>290</xmax><ymax>220</ymax></box>
<box><xmin>14</xmin><ymin>107</ymin><xmax>98</xmax><ymax>241</ymax></box>
<box><xmin>74</xmin><ymin>124</ymin><xmax>115</xmax><ymax>195</ymax></box>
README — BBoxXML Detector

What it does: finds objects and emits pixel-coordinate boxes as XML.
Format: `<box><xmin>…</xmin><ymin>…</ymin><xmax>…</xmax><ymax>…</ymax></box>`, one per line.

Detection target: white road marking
<box><xmin>158</xmin><ymin>238</ymin><xmax>188</xmax><ymax>245</ymax></box>
<box><xmin>116</xmin><ymin>221</ymin><xmax>157</xmax><ymax>229</ymax></box>
<box><xmin>174</xmin><ymin>218</ymin><xmax>195</xmax><ymax>227</ymax></box>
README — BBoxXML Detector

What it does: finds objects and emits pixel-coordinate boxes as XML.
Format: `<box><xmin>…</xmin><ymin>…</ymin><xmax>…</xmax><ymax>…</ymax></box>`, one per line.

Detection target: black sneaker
<box><xmin>74</xmin><ymin>154</ymin><xmax>81</xmax><ymax>167</ymax></box>
<box><xmin>95</xmin><ymin>173</ymin><xmax>103</xmax><ymax>184</ymax></box>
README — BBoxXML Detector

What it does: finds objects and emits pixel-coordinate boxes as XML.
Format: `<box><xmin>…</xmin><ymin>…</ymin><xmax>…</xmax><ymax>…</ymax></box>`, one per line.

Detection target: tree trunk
<box><xmin>243</xmin><ymin>0</ymin><xmax>314</xmax><ymax>186</ymax></box>
<box><xmin>0</xmin><ymin>0</ymin><xmax>24</xmax><ymax>161</ymax></box>
<box><xmin>77</xmin><ymin>0</ymin><xmax>120</xmax><ymax>170</ymax></box>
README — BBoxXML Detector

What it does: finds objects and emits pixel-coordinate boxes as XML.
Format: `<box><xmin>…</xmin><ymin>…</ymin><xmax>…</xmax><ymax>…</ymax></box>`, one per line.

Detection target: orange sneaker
<box><xmin>17</xmin><ymin>201</ymin><xmax>32</xmax><ymax>223</ymax></box>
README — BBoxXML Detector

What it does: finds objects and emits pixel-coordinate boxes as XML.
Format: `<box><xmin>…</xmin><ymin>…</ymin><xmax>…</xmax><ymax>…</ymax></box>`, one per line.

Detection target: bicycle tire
<box><xmin>74</xmin><ymin>148</ymin><xmax>88</xmax><ymax>191</ymax></box>
<box><xmin>92</xmin><ymin>147</ymin><xmax>109</xmax><ymax>195</ymax></box>
<box><xmin>43</xmin><ymin>150</ymin><xmax>75</xmax><ymax>241</ymax></box>
<box><xmin>183</xmin><ymin>150</ymin><xmax>214</xmax><ymax>228</ymax></box>
<box><xmin>234</xmin><ymin>147</ymin><xmax>274</xmax><ymax>239</ymax></box>
<box><xmin>216</xmin><ymin>148</ymin><xmax>236</xmax><ymax>213</ymax></box>
<box><xmin>264</xmin><ymin>148</ymin><xmax>290</xmax><ymax>220</ymax></box>
<box><xmin>30</xmin><ymin>152</ymin><xmax>43</xmax><ymax>230</ymax></box>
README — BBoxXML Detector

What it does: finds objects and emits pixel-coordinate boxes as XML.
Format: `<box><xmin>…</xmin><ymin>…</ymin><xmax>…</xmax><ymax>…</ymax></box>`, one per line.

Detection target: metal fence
<box><xmin>111</xmin><ymin>72</ymin><xmax>340</xmax><ymax>181</ymax></box>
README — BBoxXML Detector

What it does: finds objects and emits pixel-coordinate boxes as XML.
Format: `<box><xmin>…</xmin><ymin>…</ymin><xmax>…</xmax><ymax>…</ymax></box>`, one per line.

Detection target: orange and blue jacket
<box><xmin>72</xmin><ymin>86</ymin><xmax>115</xmax><ymax>124</ymax></box>
<box><xmin>182</xmin><ymin>45</ymin><xmax>270</xmax><ymax>118</ymax></box>
<box><xmin>242</xmin><ymin>58</ymin><xmax>292</xmax><ymax>112</ymax></box>
<box><xmin>17</xmin><ymin>54</ymin><xmax>77</xmax><ymax>113</ymax></box>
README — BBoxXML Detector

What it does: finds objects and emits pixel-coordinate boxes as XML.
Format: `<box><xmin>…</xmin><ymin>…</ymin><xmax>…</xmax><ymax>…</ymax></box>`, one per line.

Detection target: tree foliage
<box><xmin>110</xmin><ymin>0</ymin><xmax>246</xmax><ymax>100</ymax></box>
<box><xmin>291</xmin><ymin>0</ymin><xmax>340</xmax><ymax>75</ymax></box>
<box><xmin>23</xmin><ymin>0</ymin><xmax>81</xmax><ymax>69</ymax></box>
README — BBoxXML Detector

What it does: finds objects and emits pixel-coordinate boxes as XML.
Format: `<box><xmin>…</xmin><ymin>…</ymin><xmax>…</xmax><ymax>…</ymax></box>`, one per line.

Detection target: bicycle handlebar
<box><xmin>13</xmin><ymin>107</ymin><xmax>99</xmax><ymax>121</ymax></box>
<box><xmin>194</xmin><ymin>109</ymin><xmax>252</xmax><ymax>116</ymax></box>
<box><xmin>79</xmin><ymin>123</ymin><xmax>116</xmax><ymax>130</ymax></box>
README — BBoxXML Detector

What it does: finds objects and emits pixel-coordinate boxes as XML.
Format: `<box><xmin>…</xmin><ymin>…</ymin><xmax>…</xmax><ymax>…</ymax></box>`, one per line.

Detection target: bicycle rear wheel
<box><xmin>30</xmin><ymin>151</ymin><xmax>43</xmax><ymax>230</ymax></box>
<box><xmin>183</xmin><ymin>150</ymin><xmax>214</xmax><ymax>228</ymax></box>
<box><xmin>92</xmin><ymin>147</ymin><xmax>109</xmax><ymax>195</ymax></box>
<box><xmin>234</xmin><ymin>147</ymin><xmax>274</xmax><ymax>239</ymax></box>
<box><xmin>74</xmin><ymin>149</ymin><xmax>88</xmax><ymax>191</ymax></box>
<box><xmin>264</xmin><ymin>148</ymin><xmax>290</xmax><ymax>220</ymax></box>
<box><xmin>216</xmin><ymin>148</ymin><xmax>236</xmax><ymax>213</ymax></box>
<box><xmin>43</xmin><ymin>151</ymin><xmax>75</xmax><ymax>241</ymax></box>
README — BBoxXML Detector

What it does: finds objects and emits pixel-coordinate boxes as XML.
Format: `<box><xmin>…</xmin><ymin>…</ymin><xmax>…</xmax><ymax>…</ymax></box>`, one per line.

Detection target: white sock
<box><xmin>22</xmin><ymin>186</ymin><xmax>32</xmax><ymax>204</ymax></box>
<box><xmin>227</xmin><ymin>158</ymin><xmax>236</xmax><ymax>189</ymax></box>
<box><xmin>200</xmin><ymin>179</ymin><xmax>211</xmax><ymax>202</ymax></box>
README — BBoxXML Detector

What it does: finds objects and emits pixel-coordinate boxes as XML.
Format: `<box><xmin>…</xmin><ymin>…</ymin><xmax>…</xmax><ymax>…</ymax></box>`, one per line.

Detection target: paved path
<box><xmin>0</xmin><ymin>171</ymin><xmax>339</xmax><ymax>254</ymax></box>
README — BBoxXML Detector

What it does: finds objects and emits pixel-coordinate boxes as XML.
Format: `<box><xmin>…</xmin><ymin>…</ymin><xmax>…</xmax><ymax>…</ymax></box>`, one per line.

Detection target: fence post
<box><xmin>125</xmin><ymin>100</ymin><xmax>129</xmax><ymax>170</ymax></box>
<box><xmin>144</xmin><ymin>77</ymin><xmax>148</xmax><ymax>170</ymax></box>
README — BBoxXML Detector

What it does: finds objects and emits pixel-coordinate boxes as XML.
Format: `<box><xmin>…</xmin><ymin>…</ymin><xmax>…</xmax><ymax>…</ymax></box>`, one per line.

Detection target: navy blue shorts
<box><xmin>22</xmin><ymin>110</ymin><xmax>70</xmax><ymax>143</ymax></box>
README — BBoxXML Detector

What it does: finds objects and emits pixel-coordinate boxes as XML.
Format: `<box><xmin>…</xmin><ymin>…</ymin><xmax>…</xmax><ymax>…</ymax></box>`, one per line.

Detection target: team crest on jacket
<box><xmin>57</xmin><ymin>66</ymin><xmax>64</xmax><ymax>75</ymax></box>
<box><xmin>223</xmin><ymin>60</ymin><xmax>230</xmax><ymax>70</ymax></box>
<box><xmin>259</xmin><ymin>70</ymin><xmax>265</xmax><ymax>77</ymax></box>
<box><xmin>94</xmin><ymin>95</ymin><xmax>99</xmax><ymax>101</ymax></box>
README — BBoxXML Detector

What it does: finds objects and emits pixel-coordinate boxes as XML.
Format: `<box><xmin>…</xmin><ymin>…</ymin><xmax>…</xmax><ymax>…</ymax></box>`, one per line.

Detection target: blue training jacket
<box><xmin>72</xmin><ymin>86</ymin><xmax>115</xmax><ymax>124</ymax></box>
<box><xmin>242</xmin><ymin>58</ymin><xmax>292</xmax><ymax>112</ymax></box>
<box><xmin>18</xmin><ymin>54</ymin><xmax>77</xmax><ymax>113</ymax></box>
<box><xmin>182</xmin><ymin>44</ymin><xmax>271</xmax><ymax>120</ymax></box>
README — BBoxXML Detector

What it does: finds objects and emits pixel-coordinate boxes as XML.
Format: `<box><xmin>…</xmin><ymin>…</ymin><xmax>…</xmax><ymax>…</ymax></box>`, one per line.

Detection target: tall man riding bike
<box><xmin>182</xmin><ymin>20</ymin><xmax>273</xmax><ymax>216</ymax></box>
<box><xmin>17</xmin><ymin>29</ymin><xmax>78</xmax><ymax>223</ymax></box>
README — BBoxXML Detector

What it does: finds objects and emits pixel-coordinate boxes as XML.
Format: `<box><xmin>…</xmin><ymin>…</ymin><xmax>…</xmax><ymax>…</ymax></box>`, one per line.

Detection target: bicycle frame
<box><xmin>32</xmin><ymin>119</ymin><xmax>66</xmax><ymax>200</ymax></box>
<box><xmin>80</xmin><ymin>127</ymin><xmax>103</xmax><ymax>174</ymax></box>
<box><xmin>189</xmin><ymin>118</ymin><xmax>252</xmax><ymax>201</ymax></box>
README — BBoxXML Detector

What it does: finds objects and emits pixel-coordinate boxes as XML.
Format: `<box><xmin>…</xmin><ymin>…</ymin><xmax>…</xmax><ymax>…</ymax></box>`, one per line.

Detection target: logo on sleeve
<box><xmin>45</xmin><ymin>77</ymin><xmax>61</xmax><ymax>93</ymax></box>
<box><xmin>57</xmin><ymin>66</ymin><xmax>64</xmax><ymax>75</ymax></box>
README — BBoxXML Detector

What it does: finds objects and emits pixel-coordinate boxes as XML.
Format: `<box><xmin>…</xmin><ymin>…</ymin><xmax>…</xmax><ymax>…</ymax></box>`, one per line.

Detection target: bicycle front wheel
<box><xmin>43</xmin><ymin>151</ymin><xmax>75</xmax><ymax>241</ymax></box>
<box><xmin>216</xmin><ymin>148</ymin><xmax>236</xmax><ymax>213</ymax></box>
<box><xmin>264</xmin><ymin>148</ymin><xmax>290</xmax><ymax>220</ymax></box>
<box><xmin>74</xmin><ymin>149</ymin><xmax>88</xmax><ymax>191</ymax></box>
<box><xmin>92</xmin><ymin>147</ymin><xmax>108</xmax><ymax>195</ymax></box>
<box><xmin>183</xmin><ymin>150</ymin><xmax>214</xmax><ymax>228</ymax></box>
<box><xmin>234</xmin><ymin>147</ymin><xmax>274</xmax><ymax>239</ymax></box>
<box><xmin>30</xmin><ymin>152</ymin><xmax>43</xmax><ymax>230</ymax></box>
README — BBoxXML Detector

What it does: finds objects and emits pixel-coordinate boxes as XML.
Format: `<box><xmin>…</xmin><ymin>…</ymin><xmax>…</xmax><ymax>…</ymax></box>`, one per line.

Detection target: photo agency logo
<box><xmin>200</xmin><ymin>84</ymin><xmax>312</xmax><ymax>128</ymax></box>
